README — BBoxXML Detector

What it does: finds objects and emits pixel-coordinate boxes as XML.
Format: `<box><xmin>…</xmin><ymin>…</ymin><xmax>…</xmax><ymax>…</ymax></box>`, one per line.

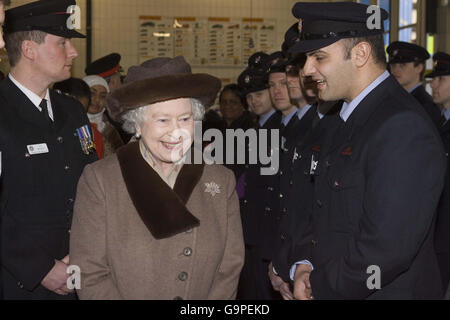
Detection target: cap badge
<box><xmin>298</xmin><ymin>19</ymin><xmax>303</xmax><ymax>33</ymax></box>
<box><xmin>244</xmin><ymin>75</ymin><xmax>251</xmax><ymax>84</ymax></box>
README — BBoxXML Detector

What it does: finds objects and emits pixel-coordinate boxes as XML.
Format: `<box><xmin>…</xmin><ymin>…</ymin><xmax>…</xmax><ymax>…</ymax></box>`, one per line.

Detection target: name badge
<box><xmin>27</xmin><ymin>143</ymin><xmax>49</xmax><ymax>155</ymax></box>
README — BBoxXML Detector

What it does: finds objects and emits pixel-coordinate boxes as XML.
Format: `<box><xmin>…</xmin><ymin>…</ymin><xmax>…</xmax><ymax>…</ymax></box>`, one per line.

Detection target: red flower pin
<box><xmin>341</xmin><ymin>146</ymin><xmax>352</xmax><ymax>156</ymax></box>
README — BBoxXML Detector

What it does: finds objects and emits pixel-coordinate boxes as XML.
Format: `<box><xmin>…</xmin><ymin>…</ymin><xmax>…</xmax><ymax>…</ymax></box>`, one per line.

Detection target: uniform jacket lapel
<box><xmin>0</xmin><ymin>77</ymin><xmax>49</xmax><ymax>129</ymax></box>
<box><xmin>323</xmin><ymin>76</ymin><xmax>395</xmax><ymax>157</ymax></box>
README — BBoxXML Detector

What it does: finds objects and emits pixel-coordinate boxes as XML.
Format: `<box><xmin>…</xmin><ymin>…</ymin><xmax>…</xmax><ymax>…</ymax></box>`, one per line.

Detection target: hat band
<box><xmin>98</xmin><ymin>64</ymin><xmax>121</xmax><ymax>78</ymax></box>
<box><xmin>389</xmin><ymin>55</ymin><xmax>423</xmax><ymax>63</ymax></box>
<box><xmin>301</xmin><ymin>29</ymin><xmax>380</xmax><ymax>41</ymax></box>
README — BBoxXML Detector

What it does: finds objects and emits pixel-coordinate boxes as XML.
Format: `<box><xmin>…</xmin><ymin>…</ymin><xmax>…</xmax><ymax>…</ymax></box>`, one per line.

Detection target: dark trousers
<box><xmin>237</xmin><ymin>245</ymin><xmax>282</xmax><ymax>300</ymax></box>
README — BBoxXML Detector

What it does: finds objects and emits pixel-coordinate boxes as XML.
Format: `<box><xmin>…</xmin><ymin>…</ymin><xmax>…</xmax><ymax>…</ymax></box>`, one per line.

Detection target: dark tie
<box><xmin>440</xmin><ymin>115</ymin><xmax>447</xmax><ymax>128</ymax></box>
<box><xmin>40</xmin><ymin>99</ymin><xmax>52</xmax><ymax>126</ymax></box>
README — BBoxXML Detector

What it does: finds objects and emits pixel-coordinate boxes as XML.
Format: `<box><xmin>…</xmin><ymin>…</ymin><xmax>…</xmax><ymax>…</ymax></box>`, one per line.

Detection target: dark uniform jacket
<box><xmin>223</xmin><ymin>111</ymin><xmax>257</xmax><ymax>180</ymax></box>
<box><xmin>240</xmin><ymin>110</ymin><xmax>281</xmax><ymax>254</ymax></box>
<box><xmin>411</xmin><ymin>85</ymin><xmax>442</xmax><ymax>128</ymax></box>
<box><xmin>273</xmin><ymin>103</ymin><xmax>342</xmax><ymax>282</ymax></box>
<box><xmin>291</xmin><ymin>75</ymin><xmax>446</xmax><ymax>299</ymax></box>
<box><xmin>435</xmin><ymin>119</ymin><xmax>450</xmax><ymax>292</ymax></box>
<box><xmin>0</xmin><ymin>77</ymin><xmax>97</xmax><ymax>299</ymax></box>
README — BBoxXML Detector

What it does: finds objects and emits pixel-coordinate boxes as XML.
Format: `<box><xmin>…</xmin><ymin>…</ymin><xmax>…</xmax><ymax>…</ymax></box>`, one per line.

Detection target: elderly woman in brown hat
<box><xmin>69</xmin><ymin>57</ymin><xmax>245</xmax><ymax>300</ymax></box>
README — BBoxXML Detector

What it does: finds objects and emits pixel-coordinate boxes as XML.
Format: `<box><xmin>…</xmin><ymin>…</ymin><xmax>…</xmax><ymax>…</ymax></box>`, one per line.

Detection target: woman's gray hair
<box><xmin>121</xmin><ymin>98</ymin><xmax>205</xmax><ymax>134</ymax></box>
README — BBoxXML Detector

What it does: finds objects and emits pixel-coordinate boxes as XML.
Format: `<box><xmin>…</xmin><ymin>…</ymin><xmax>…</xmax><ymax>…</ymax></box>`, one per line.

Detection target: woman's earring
<box><xmin>135</xmin><ymin>133</ymin><xmax>141</xmax><ymax>139</ymax></box>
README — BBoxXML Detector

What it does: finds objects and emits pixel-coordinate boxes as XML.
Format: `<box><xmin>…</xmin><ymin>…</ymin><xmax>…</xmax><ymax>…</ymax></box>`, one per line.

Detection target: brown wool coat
<box><xmin>69</xmin><ymin>143</ymin><xmax>244</xmax><ymax>300</ymax></box>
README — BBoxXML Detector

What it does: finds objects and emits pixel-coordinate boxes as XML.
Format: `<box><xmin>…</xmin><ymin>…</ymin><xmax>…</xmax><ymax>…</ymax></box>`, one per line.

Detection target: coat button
<box><xmin>57</xmin><ymin>136</ymin><xmax>64</xmax><ymax>143</ymax></box>
<box><xmin>67</xmin><ymin>198</ymin><xmax>74</xmax><ymax>204</ymax></box>
<box><xmin>334</xmin><ymin>181</ymin><xmax>340</xmax><ymax>188</ymax></box>
<box><xmin>17</xmin><ymin>281</ymin><xmax>24</xmax><ymax>289</ymax></box>
<box><xmin>279</xmin><ymin>193</ymin><xmax>283</xmax><ymax>198</ymax></box>
<box><xmin>178</xmin><ymin>272</ymin><xmax>188</xmax><ymax>281</ymax></box>
<box><xmin>173</xmin><ymin>296</ymin><xmax>183</xmax><ymax>300</ymax></box>
<box><xmin>316</xmin><ymin>200</ymin><xmax>323</xmax><ymax>208</ymax></box>
<box><xmin>267</xmin><ymin>186</ymin><xmax>274</xmax><ymax>191</ymax></box>
<box><xmin>311</xmin><ymin>240</ymin><xmax>318</xmax><ymax>246</ymax></box>
<box><xmin>280</xmin><ymin>234</ymin><xmax>286</xmax><ymax>241</ymax></box>
<box><xmin>25</xmin><ymin>153</ymin><xmax>30</xmax><ymax>158</ymax></box>
<box><xmin>289</xmin><ymin>180</ymin><xmax>293</xmax><ymax>186</ymax></box>
<box><xmin>265</xmin><ymin>207</ymin><xmax>272</xmax><ymax>212</ymax></box>
<box><xmin>64</xmin><ymin>165</ymin><xmax>70</xmax><ymax>171</ymax></box>
<box><xmin>282</xmin><ymin>208</ymin><xmax>288</xmax><ymax>214</ymax></box>
<box><xmin>279</xmin><ymin>171</ymin><xmax>283</xmax><ymax>176</ymax></box>
<box><xmin>183</xmin><ymin>247</ymin><xmax>192</xmax><ymax>256</ymax></box>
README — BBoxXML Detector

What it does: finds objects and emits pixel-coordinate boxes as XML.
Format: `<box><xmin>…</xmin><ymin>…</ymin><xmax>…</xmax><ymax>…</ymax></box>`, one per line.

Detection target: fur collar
<box><xmin>117</xmin><ymin>142</ymin><xmax>203</xmax><ymax>239</ymax></box>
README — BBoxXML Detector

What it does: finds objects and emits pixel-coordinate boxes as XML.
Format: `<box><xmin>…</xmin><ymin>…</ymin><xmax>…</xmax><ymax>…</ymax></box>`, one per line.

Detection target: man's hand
<box><xmin>268</xmin><ymin>262</ymin><xmax>294</xmax><ymax>300</ymax></box>
<box><xmin>293</xmin><ymin>264</ymin><xmax>313</xmax><ymax>300</ymax></box>
<box><xmin>41</xmin><ymin>256</ymin><xmax>73</xmax><ymax>295</ymax></box>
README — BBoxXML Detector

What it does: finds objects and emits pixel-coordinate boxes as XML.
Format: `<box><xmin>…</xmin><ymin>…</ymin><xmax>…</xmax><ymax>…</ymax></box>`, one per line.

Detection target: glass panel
<box><xmin>399</xmin><ymin>26</ymin><xmax>417</xmax><ymax>43</ymax></box>
<box><xmin>399</xmin><ymin>0</ymin><xmax>418</xmax><ymax>27</ymax></box>
<box><xmin>378</xmin><ymin>0</ymin><xmax>390</xmax><ymax>32</ymax></box>
<box><xmin>358</xmin><ymin>0</ymin><xmax>372</xmax><ymax>5</ymax></box>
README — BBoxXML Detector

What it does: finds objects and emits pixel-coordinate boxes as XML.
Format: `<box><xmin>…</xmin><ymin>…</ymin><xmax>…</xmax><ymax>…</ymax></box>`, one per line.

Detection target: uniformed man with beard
<box><xmin>288</xmin><ymin>2</ymin><xmax>446</xmax><ymax>300</ymax></box>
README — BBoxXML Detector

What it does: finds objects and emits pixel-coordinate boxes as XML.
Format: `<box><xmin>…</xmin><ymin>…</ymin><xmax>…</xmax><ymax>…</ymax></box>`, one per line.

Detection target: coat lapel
<box><xmin>117</xmin><ymin>142</ymin><xmax>203</xmax><ymax>239</ymax></box>
<box><xmin>323</xmin><ymin>76</ymin><xmax>395</xmax><ymax>157</ymax></box>
<box><xmin>0</xmin><ymin>77</ymin><xmax>49</xmax><ymax>128</ymax></box>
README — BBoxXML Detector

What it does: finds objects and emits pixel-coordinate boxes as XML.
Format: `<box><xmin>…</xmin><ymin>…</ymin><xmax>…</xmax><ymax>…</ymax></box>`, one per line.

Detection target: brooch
<box><xmin>205</xmin><ymin>182</ymin><xmax>221</xmax><ymax>197</ymax></box>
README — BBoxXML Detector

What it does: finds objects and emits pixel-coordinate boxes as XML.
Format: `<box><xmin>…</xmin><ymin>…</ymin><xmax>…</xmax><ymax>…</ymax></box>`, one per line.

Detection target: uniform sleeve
<box><xmin>310</xmin><ymin>112</ymin><xmax>446</xmax><ymax>299</ymax></box>
<box><xmin>208</xmin><ymin>169</ymin><xmax>245</xmax><ymax>300</ymax></box>
<box><xmin>69</xmin><ymin>164</ymin><xmax>122</xmax><ymax>300</ymax></box>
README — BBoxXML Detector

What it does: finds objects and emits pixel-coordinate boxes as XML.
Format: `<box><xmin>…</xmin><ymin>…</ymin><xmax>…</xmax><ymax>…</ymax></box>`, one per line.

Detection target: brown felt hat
<box><xmin>106</xmin><ymin>56</ymin><xmax>221</xmax><ymax>122</ymax></box>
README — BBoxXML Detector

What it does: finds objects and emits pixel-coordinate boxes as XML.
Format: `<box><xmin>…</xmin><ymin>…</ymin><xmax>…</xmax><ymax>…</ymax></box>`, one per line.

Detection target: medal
<box><xmin>76</xmin><ymin>125</ymin><xmax>96</xmax><ymax>155</ymax></box>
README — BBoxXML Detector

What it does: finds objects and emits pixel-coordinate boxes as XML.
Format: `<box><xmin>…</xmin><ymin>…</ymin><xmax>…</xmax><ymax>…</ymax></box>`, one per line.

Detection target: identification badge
<box><xmin>310</xmin><ymin>154</ymin><xmax>318</xmax><ymax>175</ymax></box>
<box><xmin>27</xmin><ymin>143</ymin><xmax>49</xmax><ymax>155</ymax></box>
<box><xmin>75</xmin><ymin>125</ymin><xmax>96</xmax><ymax>155</ymax></box>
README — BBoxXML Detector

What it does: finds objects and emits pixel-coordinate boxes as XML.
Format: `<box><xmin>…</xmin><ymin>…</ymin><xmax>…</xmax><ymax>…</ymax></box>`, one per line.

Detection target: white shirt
<box><xmin>297</xmin><ymin>104</ymin><xmax>312</xmax><ymax>121</ymax></box>
<box><xmin>9</xmin><ymin>74</ymin><xmax>54</xmax><ymax>121</ymax></box>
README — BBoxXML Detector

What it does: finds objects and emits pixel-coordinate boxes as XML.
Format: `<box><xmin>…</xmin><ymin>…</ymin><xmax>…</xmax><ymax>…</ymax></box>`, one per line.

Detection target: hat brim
<box><xmin>288</xmin><ymin>37</ymin><xmax>340</xmax><ymax>54</ymax></box>
<box><xmin>44</xmin><ymin>28</ymin><xmax>86</xmax><ymax>39</ymax></box>
<box><xmin>425</xmin><ymin>70</ymin><xmax>450</xmax><ymax>79</ymax></box>
<box><xmin>106</xmin><ymin>73</ymin><xmax>221</xmax><ymax>123</ymax></box>
<box><xmin>243</xmin><ymin>85</ymin><xmax>269</xmax><ymax>95</ymax></box>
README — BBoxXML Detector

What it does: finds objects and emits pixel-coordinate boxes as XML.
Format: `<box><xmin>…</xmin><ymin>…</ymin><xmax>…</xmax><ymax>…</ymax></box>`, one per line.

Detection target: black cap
<box><xmin>85</xmin><ymin>53</ymin><xmax>122</xmax><ymax>78</ymax></box>
<box><xmin>290</xmin><ymin>2</ymin><xmax>389</xmax><ymax>53</ymax></box>
<box><xmin>265</xmin><ymin>51</ymin><xmax>288</xmax><ymax>75</ymax></box>
<box><xmin>387</xmin><ymin>41</ymin><xmax>430</xmax><ymax>64</ymax></box>
<box><xmin>425</xmin><ymin>52</ymin><xmax>450</xmax><ymax>78</ymax></box>
<box><xmin>238</xmin><ymin>68</ymin><xmax>269</xmax><ymax>95</ymax></box>
<box><xmin>4</xmin><ymin>0</ymin><xmax>85</xmax><ymax>38</ymax></box>
<box><xmin>248</xmin><ymin>52</ymin><xmax>269</xmax><ymax>71</ymax></box>
<box><xmin>282</xmin><ymin>22</ymin><xmax>301</xmax><ymax>57</ymax></box>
